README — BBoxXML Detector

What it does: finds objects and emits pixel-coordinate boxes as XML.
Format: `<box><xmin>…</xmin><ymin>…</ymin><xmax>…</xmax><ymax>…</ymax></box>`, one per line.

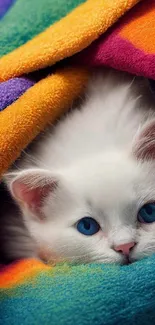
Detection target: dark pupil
<box><xmin>145</xmin><ymin>205</ymin><xmax>153</xmax><ymax>215</ymax></box>
<box><xmin>83</xmin><ymin>220</ymin><xmax>91</xmax><ymax>230</ymax></box>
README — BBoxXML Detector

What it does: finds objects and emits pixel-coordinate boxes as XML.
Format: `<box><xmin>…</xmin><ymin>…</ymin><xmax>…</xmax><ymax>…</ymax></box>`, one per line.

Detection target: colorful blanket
<box><xmin>0</xmin><ymin>0</ymin><xmax>155</xmax><ymax>176</ymax></box>
<box><xmin>0</xmin><ymin>0</ymin><xmax>140</xmax><ymax>175</ymax></box>
<box><xmin>1</xmin><ymin>0</ymin><xmax>155</xmax><ymax>324</ymax></box>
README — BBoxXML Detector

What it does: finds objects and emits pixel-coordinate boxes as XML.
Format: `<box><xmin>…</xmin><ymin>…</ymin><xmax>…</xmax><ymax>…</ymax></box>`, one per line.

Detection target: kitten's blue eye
<box><xmin>77</xmin><ymin>217</ymin><xmax>100</xmax><ymax>236</ymax></box>
<box><xmin>138</xmin><ymin>203</ymin><xmax>155</xmax><ymax>223</ymax></box>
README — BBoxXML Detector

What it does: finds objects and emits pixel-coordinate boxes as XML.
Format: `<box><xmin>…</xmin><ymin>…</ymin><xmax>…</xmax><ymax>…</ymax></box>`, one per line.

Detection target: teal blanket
<box><xmin>0</xmin><ymin>256</ymin><xmax>155</xmax><ymax>325</ymax></box>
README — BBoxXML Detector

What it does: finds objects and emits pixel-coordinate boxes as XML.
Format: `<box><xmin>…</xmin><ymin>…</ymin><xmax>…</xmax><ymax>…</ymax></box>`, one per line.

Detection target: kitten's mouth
<box><xmin>122</xmin><ymin>255</ymin><xmax>132</xmax><ymax>265</ymax></box>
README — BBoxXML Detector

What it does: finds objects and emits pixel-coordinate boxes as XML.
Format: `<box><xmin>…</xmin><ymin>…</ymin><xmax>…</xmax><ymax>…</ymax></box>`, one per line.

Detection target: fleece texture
<box><xmin>1</xmin><ymin>256</ymin><xmax>155</xmax><ymax>325</ymax></box>
<box><xmin>0</xmin><ymin>78</ymin><xmax>35</xmax><ymax>111</ymax></box>
<box><xmin>0</xmin><ymin>0</ymin><xmax>139</xmax><ymax>176</ymax></box>
<box><xmin>0</xmin><ymin>67</ymin><xmax>89</xmax><ymax>174</ymax></box>
<box><xmin>0</xmin><ymin>0</ymin><xmax>139</xmax><ymax>81</ymax></box>
<box><xmin>0</xmin><ymin>0</ymin><xmax>85</xmax><ymax>57</ymax></box>
<box><xmin>75</xmin><ymin>0</ymin><xmax>155</xmax><ymax>79</ymax></box>
<box><xmin>0</xmin><ymin>0</ymin><xmax>15</xmax><ymax>19</ymax></box>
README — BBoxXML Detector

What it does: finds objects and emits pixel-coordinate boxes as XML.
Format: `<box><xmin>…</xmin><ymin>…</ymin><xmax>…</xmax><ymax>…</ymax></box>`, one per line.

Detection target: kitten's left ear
<box><xmin>133</xmin><ymin>120</ymin><xmax>155</xmax><ymax>161</ymax></box>
<box><xmin>9</xmin><ymin>168</ymin><xmax>59</xmax><ymax>220</ymax></box>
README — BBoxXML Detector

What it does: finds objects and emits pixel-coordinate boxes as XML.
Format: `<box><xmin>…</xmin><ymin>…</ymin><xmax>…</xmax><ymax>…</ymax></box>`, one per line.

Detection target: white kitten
<box><xmin>3</xmin><ymin>68</ymin><xmax>155</xmax><ymax>265</ymax></box>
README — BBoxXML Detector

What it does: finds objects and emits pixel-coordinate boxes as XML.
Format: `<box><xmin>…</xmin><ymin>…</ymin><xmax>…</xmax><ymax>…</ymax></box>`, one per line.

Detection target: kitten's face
<box><xmin>10</xmin><ymin>152</ymin><xmax>155</xmax><ymax>265</ymax></box>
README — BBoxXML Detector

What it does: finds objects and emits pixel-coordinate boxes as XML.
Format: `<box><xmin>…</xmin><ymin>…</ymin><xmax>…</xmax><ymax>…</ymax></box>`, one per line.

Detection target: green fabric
<box><xmin>0</xmin><ymin>0</ymin><xmax>85</xmax><ymax>57</ymax></box>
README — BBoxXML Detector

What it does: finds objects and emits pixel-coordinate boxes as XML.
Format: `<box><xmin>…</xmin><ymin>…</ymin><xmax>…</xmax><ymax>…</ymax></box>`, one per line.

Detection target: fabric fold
<box><xmin>0</xmin><ymin>0</ymin><xmax>139</xmax><ymax>81</ymax></box>
<box><xmin>0</xmin><ymin>67</ymin><xmax>89</xmax><ymax>174</ymax></box>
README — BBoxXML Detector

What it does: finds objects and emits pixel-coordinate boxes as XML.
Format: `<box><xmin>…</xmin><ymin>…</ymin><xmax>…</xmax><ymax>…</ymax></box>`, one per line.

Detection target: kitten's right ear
<box><xmin>133</xmin><ymin>120</ymin><xmax>155</xmax><ymax>161</ymax></box>
<box><xmin>6</xmin><ymin>168</ymin><xmax>59</xmax><ymax>220</ymax></box>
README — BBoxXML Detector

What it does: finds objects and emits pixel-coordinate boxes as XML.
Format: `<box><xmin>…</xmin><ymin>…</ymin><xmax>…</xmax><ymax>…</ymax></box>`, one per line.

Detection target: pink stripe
<box><xmin>73</xmin><ymin>32</ymin><xmax>155</xmax><ymax>79</ymax></box>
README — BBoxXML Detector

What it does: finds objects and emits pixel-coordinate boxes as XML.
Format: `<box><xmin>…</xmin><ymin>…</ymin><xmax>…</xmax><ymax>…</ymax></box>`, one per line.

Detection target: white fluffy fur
<box><xmin>4</xmin><ymin>68</ymin><xmax>155</xmax><ymax>264</ymax></box>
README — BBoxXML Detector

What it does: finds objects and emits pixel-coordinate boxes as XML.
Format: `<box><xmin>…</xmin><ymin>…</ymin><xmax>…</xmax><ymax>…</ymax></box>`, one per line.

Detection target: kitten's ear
<box><xmin>9</xmin><ymin>169</ymin><xmax>58</xmax><ymax>220</ymax></box>
<box><xmin>133</xmin><ymin>120</ymin><xmax>155</xmax><ymax>161</ymax></box>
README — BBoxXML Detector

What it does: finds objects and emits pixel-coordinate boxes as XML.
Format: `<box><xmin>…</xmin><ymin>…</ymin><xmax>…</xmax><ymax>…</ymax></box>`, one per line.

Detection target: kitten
<box><xmin>2</xmin><ymin>68</ymin><xmax>155</xmax><ymax>265</ymax></box>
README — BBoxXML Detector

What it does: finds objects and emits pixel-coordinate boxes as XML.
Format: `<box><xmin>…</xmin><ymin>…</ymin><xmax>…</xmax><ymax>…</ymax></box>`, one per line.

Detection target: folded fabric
<box><xmin>1</xmin><ymin>256</ymin><xmax>155</xmax><ymax>325</ymax></box>
<box><xmin>0</xmin><ymin>77</ymin><xmax>35</xmax><ymax>111</ymax></box>
<box><xmin>75</xmin><ymin>0</ymin><xmax>155</xmax><ymax>79</ymax></box>
<box><xmin>0</xmin><ymin>0</ymin><xmax>139</xmax><ymax>176</ymax></box>
<box><xmin>0</xmin><ymin>0</ymin><xmax>85</xmax><ymax>58</ymax></box>
<box><xmin>0</xmin><ymin>67</ymin><xmax>89</xmax><ymax>175</ymax></box>
<box><xmin>0</xmin><ymin>0</ymin><xmax>139</xmax><ymax>81</ymax></box>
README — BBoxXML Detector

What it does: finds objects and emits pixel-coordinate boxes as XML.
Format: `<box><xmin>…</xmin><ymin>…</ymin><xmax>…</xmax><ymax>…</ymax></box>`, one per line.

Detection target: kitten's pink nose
<box><xmin>114</xmin><ymin>242</ymin><xmax>135</xmax><ymax>256</ymax></box>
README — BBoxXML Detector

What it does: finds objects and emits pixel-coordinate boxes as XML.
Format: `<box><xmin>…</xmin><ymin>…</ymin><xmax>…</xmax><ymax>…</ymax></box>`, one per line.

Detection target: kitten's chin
<box><xmin>37</xmin><ymin>247</ymin><xmax>63</xmax><ymax>265</ymax></box>
<box><xmin>90</xmin><ymin>254</ymin><xmax>125</xmax><ymax>265</ymax></box>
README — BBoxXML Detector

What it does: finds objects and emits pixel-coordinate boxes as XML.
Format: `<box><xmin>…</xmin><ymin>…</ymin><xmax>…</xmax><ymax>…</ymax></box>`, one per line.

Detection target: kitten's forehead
<box><xmin>67</xmin><ymin>153</ymin><xmax>141</xmax><ymax>208</ymax></box>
